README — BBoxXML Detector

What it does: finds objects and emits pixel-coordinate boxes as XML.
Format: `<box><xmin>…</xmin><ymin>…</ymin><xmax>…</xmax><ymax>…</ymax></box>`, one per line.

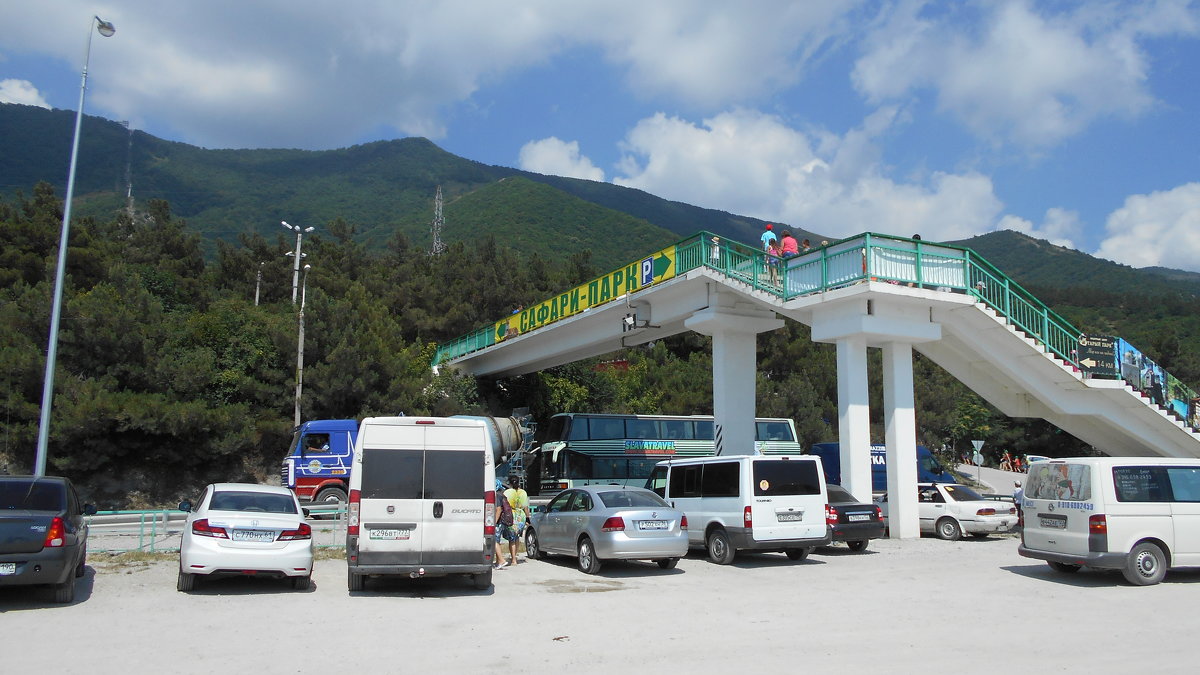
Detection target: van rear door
<box><xmin>421</xmin><ymin>427</ymin><xmax>487</xmax><ymax>565</ymax></box>
<box><xmin>750</xmin><ymin>458</ymin><xmax>826</xmax><ymax>541</ymax></box>
<box><xmin>1021</xmin><ymin>461</ymin><xmax>1094</xmax><ymax>555</ymax></box>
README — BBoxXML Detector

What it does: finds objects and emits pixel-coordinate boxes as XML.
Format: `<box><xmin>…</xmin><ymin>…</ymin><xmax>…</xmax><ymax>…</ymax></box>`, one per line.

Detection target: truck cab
<box><xmin>281</xmin><ymin>419</ymin><xmax>358</xmax><ymax>505</ymax></box>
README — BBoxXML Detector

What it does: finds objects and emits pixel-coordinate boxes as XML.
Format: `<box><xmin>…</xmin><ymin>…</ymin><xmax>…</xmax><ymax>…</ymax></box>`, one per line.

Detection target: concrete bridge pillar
<box><xmin>685</xmin><ymin>301</ymin><xmax>784</xmax><ymax>456</ymax></box>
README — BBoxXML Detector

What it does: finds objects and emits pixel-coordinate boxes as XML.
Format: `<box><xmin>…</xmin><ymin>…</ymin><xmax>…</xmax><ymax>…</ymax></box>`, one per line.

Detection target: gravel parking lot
<box><xmin>2</xmin><ymin>535</ymin><xmax>1196</xmax><ymax>674</ymax></box>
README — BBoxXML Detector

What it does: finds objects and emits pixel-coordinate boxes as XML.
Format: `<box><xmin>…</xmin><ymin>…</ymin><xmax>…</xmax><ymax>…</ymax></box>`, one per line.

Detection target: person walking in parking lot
<box><xmin>504</xmin><ymin>475</ymin><xmax>532</xmax><ymax>561</ymax></box>
<box><xmin>494</xmin><ymin>479</ymin><xmax>518</xmax><ymax>568</ymax></box>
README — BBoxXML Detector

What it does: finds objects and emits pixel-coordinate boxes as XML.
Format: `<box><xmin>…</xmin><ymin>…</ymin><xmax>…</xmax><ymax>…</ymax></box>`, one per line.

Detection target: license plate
<box><xmin>369</xmin><ymin>528</ymin><xmax>412</xmax><ymax>540</ymax></box>
<box><xmin>232</xmin><ymin>529</ymin><xmax>276</xmax><ymax>542</ymax></box>
<box><xmin>1039</xmin><ymin>517</ymin><xmax>1067</xmax><ymax>530</ymax></box>
<box><xmin>638</xmin><ymin>520</ymin><xmax>668</xmax><ymax>530</ymax></box>
<box><xmin>848</xmin><ymin>514</ymin><xmax>871</xmax><ymax>522</ymax></box>
<box><xmin>0</xmin><ymin>562</ymin><xmax>15</xmax><ymax>575</ymax></box>
<box><xmin>777</xmin><ymin>512</ymin><xmax>803</xmax><ymax>522</ymax></box>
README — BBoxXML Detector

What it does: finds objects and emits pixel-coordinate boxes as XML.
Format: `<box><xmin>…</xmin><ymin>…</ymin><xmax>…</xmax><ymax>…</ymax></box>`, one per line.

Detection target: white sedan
<box><xmin>876</xmin><ymin>483</ymin><xmax>1017</xmax><ymax>541</ymax></box>
<box><xmin>177</xmin><ymin>483</ymin><xmax>313</xmax><ymax>591</ymax></box>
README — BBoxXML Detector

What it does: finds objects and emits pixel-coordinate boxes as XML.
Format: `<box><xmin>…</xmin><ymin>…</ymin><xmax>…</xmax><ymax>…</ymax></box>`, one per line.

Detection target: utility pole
<box><xmin>254</xmin><ymin>261</ymin><xmax>264</xmax><ymax>306</ymax></box>
<box><xmin>282</xmin><ymin>220</ymin><xmax>314</xmax><ymax>304</ymax></box>
<box><xmin>430</xmin><ymin>185</ymin><xmax>446</xmax><ymax>255</ymax></box>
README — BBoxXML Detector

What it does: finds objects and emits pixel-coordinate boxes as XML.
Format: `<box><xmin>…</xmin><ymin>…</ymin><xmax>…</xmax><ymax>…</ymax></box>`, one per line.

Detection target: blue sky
<box><xmin>2</xmin><ymin>1</ymin><xmax>1198</xmax><ymax>271</ymax></box>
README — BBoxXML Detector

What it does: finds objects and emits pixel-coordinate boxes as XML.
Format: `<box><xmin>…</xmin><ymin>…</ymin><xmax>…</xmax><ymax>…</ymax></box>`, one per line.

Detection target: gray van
<box><xmin>346</xmin><ymin>417</ymin><xmax>496</xmax><ymax>591</ymax></box>
<box><xmin>648</xmin><ymin>455</ymin><xmax>831</xmax><ymax>564</ymax></box>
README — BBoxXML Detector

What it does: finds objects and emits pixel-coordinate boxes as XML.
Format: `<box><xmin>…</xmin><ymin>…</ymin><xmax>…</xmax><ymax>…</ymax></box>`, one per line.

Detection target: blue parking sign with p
<box><xmin>641</xmin><ymin>257</ymin><xmax>654</xmax><ymax>286</ymax></box>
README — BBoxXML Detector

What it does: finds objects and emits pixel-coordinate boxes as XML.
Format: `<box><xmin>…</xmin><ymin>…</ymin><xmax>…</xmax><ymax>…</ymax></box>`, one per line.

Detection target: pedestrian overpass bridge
<box><xmin>434</xmin><ymin>232</ymin><xmax>1200</xmax><ymax>538</ymax></box>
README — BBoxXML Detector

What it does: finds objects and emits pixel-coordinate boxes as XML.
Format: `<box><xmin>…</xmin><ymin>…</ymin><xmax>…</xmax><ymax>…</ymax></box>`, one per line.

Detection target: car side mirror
<box><xmin>82</xmin><ymin>504</ymin><xmax>97</xmax><ymax>516</ymax></box>
<box><xmin>178</xmin><ymin>500</ymin><xmax>193</xmax><ymax>512</ymax></box>
<box><xmin>302</xmin><ymin>507</ymin><xmax>311</xmax><ymax>518</ymax></box>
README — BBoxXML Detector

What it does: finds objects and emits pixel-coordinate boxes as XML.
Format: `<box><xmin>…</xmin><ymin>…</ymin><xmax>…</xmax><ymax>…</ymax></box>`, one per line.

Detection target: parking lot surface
<box><xmin>2</xmin><ymin>535</ymin><xmax>1196</xmax><ymax>674</ymax></box>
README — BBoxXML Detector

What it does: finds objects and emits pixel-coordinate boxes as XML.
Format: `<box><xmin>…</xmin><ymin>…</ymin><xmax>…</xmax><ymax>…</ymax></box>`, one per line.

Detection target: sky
<box><xmin>2</xmin><ymin>1</ymin><xmax>1198</xmax><ymax>272</ymax></box>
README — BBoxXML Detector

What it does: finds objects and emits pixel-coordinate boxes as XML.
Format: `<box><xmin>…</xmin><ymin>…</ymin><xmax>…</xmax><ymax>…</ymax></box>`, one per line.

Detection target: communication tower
<box><xmin>430</xmin><ymin>185</ymin><xmax>447</xmax><ymax>255</ymax></box>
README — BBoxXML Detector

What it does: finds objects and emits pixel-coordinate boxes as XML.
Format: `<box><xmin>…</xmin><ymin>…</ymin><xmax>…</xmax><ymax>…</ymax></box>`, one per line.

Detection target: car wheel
<box><xmin>75</xmin><ymin>545</ymin><xmax>87</xmax><ymax>578</ymax></box>
<box><xmin>577</xmin><ymin>537</ymin><xmax>602</xmax><ymax>574</ymax></box>
<box><xmin>785</xmin><ymin>548</ymin><xmax>809</xmax><ymax>561</ymax></box>
<box><xmin>846</xmin><ymin>540</ymin><xmax>869</xmax><ymax>553</ymax></box>
<box><xmin>525</xmin><ymin>528</ymin><xmax>546</xmax><ymax>560</ymax></box>
<box><xmin>348</xmin><ymin>569</ymin><xmax>365</xmax><ymax>592</ymax></box>
<box><xmin>1122</xmin><ymin>542</ymin><xmax>1167</xmax><ymax>586</ymax></box>
<box><xmin>707</xmin><ymin>528</ymin><xmax>736</xmax><ymax>565</ymax></box>
<box><xmin>51</xmin><ymin>578</ymin><xmax>75</xmax><ymax>604</ymax></box>
<box><xmin>472</xmin><ymin>568</ymin><xmax>492</xmax><ymax>590</ymax></box>
<box><xmin>935</xmin><ymin>517</ymin><xmax>962</xmax><ymax>541</ymax></box>
<box><xmin>1048</xmin><ymin>561</ymin><xmax>1082</xmax><ymax>574</ymax></box>
<box><xmin>291</xmin><ymin>574</ymin><xmax>311</xmax><ymax>591</ymax></box>
<box><xmin>656</xmin><ymin>557</ymin><xmax>679</xmax><ymax>570</ymax></box>
<box><xmin>176</xmin><ymin>570</ymin><xmax>196</xmax><ymax>592</ymax></box>
<box><xmin>313</xmin><ymin>487</ymin><xmax>347</xmax><ymax>518</ymax></box>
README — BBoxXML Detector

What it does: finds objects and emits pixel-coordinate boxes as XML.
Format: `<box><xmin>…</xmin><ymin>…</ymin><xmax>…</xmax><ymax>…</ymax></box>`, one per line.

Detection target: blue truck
<box><xmin>280</xmin><ymin>416</ymin><xmax>533</xmax><ymax>504</ymax></box>
<box><xmin>807</xmin><ymin>443</ymin><xmax>957</xmax><ymax>491</ymax></box>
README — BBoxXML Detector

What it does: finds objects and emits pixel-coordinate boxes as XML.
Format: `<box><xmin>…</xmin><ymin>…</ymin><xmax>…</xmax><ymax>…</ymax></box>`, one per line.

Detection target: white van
<box><xmin>647</xmin><ymin>455</ymin><xmax>831</xmax><ymax>564</ymax></box>
<box><xmin>1018</xmin><ymin>456</ymin><xmax>1200</xmax><ymax>585</ymax></box>
<box><xmin>346</xmin><ymin>417</ymin><xmax>496</xmax><ymax>591</ymax></box>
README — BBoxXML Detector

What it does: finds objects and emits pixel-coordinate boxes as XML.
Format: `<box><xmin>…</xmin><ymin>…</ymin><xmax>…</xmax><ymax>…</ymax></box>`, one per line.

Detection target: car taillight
<box><xmin>43</xmin><ymin>516</ymin><xmax>66</xmax><ymax>548</ymax></box>
<box><xmin>743</xmin><ymin>506</ymin><xmax>753</xmax><ymax>529</ymax></box>
<box><xmin>347</xmin><ymin>489</ymin><xmax>361</xmax><ymax>536</ymax></box>
<box><xmin>602</xmin><ymin>516</ymin><xmax>625</xmax><ymax>532</ymax></box>
<box><xmin>680</xmin><ymin>515</ymin><xmax>688</xmax><ymax>530</ymax></box>
<box><xmin>977</xmin><ymin>508</ymin><xmax>997</xmax><ymax>516</ymax></box>
<box><xmin>484</xmin><ymin>490</ymin><xmax>495</xmax><ymax>536</ymax></box>
<box><xmin>278</xmin><ymin>523</ymin><xmax>312</xmax><ymax>541</ymax></box>
<box><xmin>826</xmin><ymin>505</ymin><xmax>838</xmax><ymax>526</ymax></box>
<box><xmin>873</xmin><ymin>505</ymin><xmax>882</xmax><ymax>520</ymax></box>
<box><xmin>191</xmin><ymin>518</ymin><xmax>229</xmax><ymax>539</ymax></box>
<box><xmin>1089</xmin><ymin>514</ymin><xmax>1107</xmax><ymax>534</ymax></box>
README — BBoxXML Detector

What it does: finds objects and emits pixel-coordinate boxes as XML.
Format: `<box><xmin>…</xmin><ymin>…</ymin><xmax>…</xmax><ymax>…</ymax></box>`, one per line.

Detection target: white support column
<box><xmin>883</xmin><ymin>341</ymin><xmax>920</xmax><ymax>538</ymax></box>
<box><xmin>836</xmin><ymin>336</ymin><xmax>872</xmax><ymax>500</ymax></box>
<box><xmin>686</xmin><ymin>303</ymin><xmax>784</xmax><ymax>456</ymax></box>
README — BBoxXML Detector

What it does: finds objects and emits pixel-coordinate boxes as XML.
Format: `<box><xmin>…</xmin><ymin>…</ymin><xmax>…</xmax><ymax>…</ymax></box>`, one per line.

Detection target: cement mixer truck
<box><xmin>281</xmin><ymin>414</ymin><xmax>532</xmax><ymax>505</ymax></box>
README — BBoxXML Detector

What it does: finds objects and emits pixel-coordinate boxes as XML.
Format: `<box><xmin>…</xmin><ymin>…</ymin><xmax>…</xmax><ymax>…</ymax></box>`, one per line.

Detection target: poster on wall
<box><xmin>1078</xmin><ymin>334</ymin><xmax>1117</xmax><ymax>377</ymax></box>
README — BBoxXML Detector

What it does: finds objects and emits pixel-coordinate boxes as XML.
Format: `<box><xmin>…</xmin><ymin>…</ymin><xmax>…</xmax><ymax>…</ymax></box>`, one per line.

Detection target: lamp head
<box><xmin>95</xmin><ymin>17</ymin><xmax>115</xmax><ymax>37</ymax></box>
<box><xmin>304</xmin><ymin>227</ymin><xmax>315</xmax><ymax>233</ymax></box>
<box><xmin>281</xmin><ymin>221</ymin><xmax>294</xmax><ymax>231</ymax></box>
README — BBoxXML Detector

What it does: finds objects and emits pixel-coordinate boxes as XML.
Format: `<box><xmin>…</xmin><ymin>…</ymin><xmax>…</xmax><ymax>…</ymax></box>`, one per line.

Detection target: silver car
<box><xmin>525</xmin><ymin>485</ymin><xmax>688</xmax><ymax>574</ymax></box>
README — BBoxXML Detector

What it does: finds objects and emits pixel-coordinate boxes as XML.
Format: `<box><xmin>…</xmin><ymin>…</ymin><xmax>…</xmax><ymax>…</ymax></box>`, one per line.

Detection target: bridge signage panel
<box><xmin>493</xmin><ymin>245</ymin><xmax>677</xmax><ymax>342</ymax></box>
<box><xmin>1078</xmin><ymin>334</ymin><xmax>1117</xmax><ymax>377</ymax></box>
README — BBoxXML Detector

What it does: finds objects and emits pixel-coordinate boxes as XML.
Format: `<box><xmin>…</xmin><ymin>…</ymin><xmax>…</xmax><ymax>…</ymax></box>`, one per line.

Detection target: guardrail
<box><xmin>86</xmin><ymin>504</ymin><xmax>347</xmax><ymax>553</ymax></box>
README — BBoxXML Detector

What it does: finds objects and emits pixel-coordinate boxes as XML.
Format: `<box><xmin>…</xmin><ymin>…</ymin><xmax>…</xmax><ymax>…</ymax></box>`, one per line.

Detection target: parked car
<box><xmin>876</xmin><ymin>483</ymin><xmax>1016</xmax><ymax>541</ymax></box>
<box><xmin>826</xmin><ymin>484</ymin><xmax>884</xmax><ymax>552</ymax></box>
<box><xmin>525</xmin><ymin>485</ymin><xmax>688</xmax><ymax>573</ymax></box>
<box><xmin>0</xmin><ymin>475</ymin><xmax>95</xmax><ymax>603</ymax></box>
<box><xmin>177</xmin><ymin>483</ymin><xmax>313</xmax><ymax>591</ymax></box>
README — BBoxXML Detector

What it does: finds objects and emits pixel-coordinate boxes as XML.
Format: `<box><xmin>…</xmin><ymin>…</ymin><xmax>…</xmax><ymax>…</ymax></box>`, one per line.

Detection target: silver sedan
<box><xmin>525</xmin><ymin>485</ymin><xmax>688</xmax><ymax>574</ymax></box>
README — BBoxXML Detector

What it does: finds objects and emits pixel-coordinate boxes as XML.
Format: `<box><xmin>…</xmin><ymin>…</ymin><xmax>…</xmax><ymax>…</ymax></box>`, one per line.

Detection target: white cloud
<box><xmin>1094</xmin><ymin>184</ymin><xmax>1200</xmax><ymax>270</ymax></box>
<box><xmin>518</xmin><ymin>137</ymin><xmax>605</xmax><ymax>181</ymax></box>
<box><xmin>0</xmin><ymin>79</ymin><xmax>49</xmax><ymax>107</ymax></box>
<box><xmin>852</xmin><ymin>0</ymin><xmax>1197</xmax><ymax>147</ymax></box>
<box><xmin>614</xmin><ymin>108</ymin><xmax>1006</xmax><ymax>242</ymax></box>
<box><xmin>997</xmin><ymin>208</ymin><xmax>1081</xmax><ymax>249</ymax></box>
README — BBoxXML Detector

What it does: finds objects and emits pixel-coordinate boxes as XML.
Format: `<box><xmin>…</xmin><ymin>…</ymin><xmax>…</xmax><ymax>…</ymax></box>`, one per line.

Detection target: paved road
<box><xmin>2</xmin><ymin>535</ymin><xmax>1195</xmax><ymax>674</ymax></box>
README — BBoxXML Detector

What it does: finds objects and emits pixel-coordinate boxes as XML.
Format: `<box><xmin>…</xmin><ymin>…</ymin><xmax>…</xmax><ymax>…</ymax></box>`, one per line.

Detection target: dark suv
<box><xmin>0</xmin><ymin>476</ymin><xmax>95</xmax><ymax>603</ymax></box>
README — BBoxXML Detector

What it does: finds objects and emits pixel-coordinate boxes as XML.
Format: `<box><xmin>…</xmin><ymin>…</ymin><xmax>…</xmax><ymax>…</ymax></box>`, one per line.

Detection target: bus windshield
<box><xmin>531</xmin><ymin>413</ymin><xmax>801</xmax><ymax>495</ymax></box>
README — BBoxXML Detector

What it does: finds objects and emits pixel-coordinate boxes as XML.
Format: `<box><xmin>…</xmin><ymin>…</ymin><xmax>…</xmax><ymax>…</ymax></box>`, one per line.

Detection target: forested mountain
<box><xmin>3</xmin><ymin>102</ymin><xmax>1199</xmax><ymax>507</ymax></box>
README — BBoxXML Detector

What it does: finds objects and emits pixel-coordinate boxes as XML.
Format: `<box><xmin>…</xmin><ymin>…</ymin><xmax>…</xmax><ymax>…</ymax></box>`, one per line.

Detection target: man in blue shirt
<box><xmin>760</xmin><ymin>223</ymin><xmax>777</xmax><ymax>252</ymax></box>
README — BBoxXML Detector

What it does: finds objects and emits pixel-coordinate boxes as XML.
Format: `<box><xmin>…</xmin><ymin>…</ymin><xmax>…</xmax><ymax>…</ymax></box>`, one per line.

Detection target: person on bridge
<box><xmin>760</xmin><ymin>223</ymin><xmax>777</xmax><ymax>252</ymax></box>
<box><xmin>780</xmin><ymin>230</ymin><xmax>799</xmax><ymax>258</ymax></box>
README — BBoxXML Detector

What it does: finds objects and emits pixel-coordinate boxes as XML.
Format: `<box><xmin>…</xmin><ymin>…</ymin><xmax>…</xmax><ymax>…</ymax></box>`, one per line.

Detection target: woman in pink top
<box><xmin>779</xmin><ymin>230</ymin><xmax>799</xmax><ymax>258</ymax></box>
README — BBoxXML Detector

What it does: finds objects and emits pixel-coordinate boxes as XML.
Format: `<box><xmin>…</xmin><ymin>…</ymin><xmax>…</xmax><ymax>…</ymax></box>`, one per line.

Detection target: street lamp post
<box><xmin>281</xmin><ymin>221</ymin><xmax>314</xmax><ymax>304</ymax></box>
<box><xmin>254</xmin><ymin>261</ymin><xmax>264</xmax><ymax>306</ymax></box>
<box><xmin>34</xmin><ymin>15</ymin><xmax>115</xmax><ymax>477</ymax></box>
<box><xmin>294</xmin><ymin>264</ymin><xmax>312</xmax><ymax>427</ymax></box>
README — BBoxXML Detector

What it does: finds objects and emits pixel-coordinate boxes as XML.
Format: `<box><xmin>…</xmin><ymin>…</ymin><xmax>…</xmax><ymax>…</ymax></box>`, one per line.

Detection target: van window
<box><xmin>753</xmin><ymin>460</ymin><xmax>821</xmax><ymax>496</ymax></box>
<box><xmin>701</xmin><ymin>462</ymin><xmax>739</xmax><ymax>497</ymax></box>
<box><xmin>361</xmin><ymin>449</ymin><xmax>424</xmax><ymax>499</ymax></box>
<box><xmin>1112</xmin><ymin>466</ymin><xmax>1178</xmax><ymax>502</ymax></box>
<box><xmin>647</xmin><ymin>466</ymin><xmax>668</xmax><ymax>496</ymax></box>
<box><xmin>424</xmin><ymin>451</ymin><xmax>484</xmax><ymax>500</ymax></box>
<box><xmin>1167</xmin><ymin>467</ymin><xmax>1200</xmax><ymax>502</ymax></box>
<box><xmin>670</xmin><ymin>465</ymin><xmax>702</xmax><ymax>498</ymax></box>
<box><xmin>1026</xmin><ymin>463</ymin><xmax>1092</xmax><ymax>501</ymax></box>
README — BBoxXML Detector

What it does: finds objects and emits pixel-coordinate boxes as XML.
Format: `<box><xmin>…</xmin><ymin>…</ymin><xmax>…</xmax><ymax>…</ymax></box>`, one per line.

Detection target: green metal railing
<box><xmin>86</xmin><ymin>505</ymin><xmax>347</xmax><ymax>553</ymax></box>
<box><xmin>435</xmin><ymin>230</ymin><xmax>1084</xmax><ymax>367</ymax></box>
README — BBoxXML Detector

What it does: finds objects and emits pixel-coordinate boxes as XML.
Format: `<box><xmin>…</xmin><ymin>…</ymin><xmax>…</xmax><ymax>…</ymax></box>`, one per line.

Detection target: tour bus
<box><xmin>527</xmin><ymin>413</ymin><xmax>802</xmax><ymax>495</ymax></box>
